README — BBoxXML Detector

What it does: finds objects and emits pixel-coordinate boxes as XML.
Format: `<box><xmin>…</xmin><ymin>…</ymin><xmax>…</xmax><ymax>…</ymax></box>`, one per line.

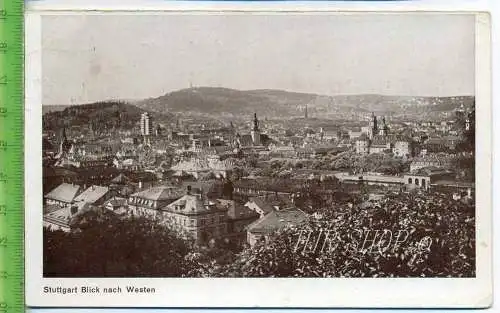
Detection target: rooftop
<box><xmin>74</xmin><ymin>185</ymin><xmax>110</xmax><ymax>204</ymax></box>
<box><xmin>246</xmin><ymin>208</ymin><xmax>308</xmax><ymax>234</ymax></box>
<box><xmin>131</xmin><ymin>186</ymin><xmax>182</xmax><ymax>201</ymax></box>
<box><xmin>44</xmin><ymin>183</ymin><xmax>81</xmax><ymax>203</ymax></box>
<box><xmin>164</xmin><ymin>194</ymin><xmax>219</xmax><ymax>215</ymax></box>
<box><xmin>245</xmin><ymin>197</ymin><xmax>276</xmax><ymax>215</ymax></box>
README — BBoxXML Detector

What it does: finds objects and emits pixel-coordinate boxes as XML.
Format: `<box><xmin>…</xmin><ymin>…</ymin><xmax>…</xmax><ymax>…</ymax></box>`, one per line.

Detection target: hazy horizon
<box><xmin>41</xmin><ymin>86</ymin><xmax>476</xmax><ymax>107</ymax></box>
<box><xmin>42</xmin><ymin>13</ymin><xmax>475</xmax><ymax>105</ymax></box>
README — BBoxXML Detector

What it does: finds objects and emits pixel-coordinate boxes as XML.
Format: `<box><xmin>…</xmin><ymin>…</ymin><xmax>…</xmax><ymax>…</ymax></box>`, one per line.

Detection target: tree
<box><xmin>205</xmin><ymin>192</ymin><xmax>475</xmax><ymax>278</ymax></box>
<box><xmin>44</xmin><ymin>209</ymin><xmax>194</xmax><ymax>277</ymax></box>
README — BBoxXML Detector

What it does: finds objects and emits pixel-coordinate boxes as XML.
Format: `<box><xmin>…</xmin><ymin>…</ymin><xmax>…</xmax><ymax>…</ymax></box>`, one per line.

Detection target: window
<box><xmin>415</xmin><ymin>178</ymin><xmax>419</xmax><ymax>186</ymax></box>
<box><xmin>421</xmin><ymin>179</ymin><xmax>426</xmax><ymax>188</ymax></box>
<box><xmin>408</xmin><ymin>178</ymin><xmax>412</xmax><ymax>184</ymax></box>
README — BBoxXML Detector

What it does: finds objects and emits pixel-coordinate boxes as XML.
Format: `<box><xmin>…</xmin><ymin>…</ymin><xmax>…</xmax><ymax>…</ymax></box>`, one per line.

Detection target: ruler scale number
<box><xmin>0</xmin><ymin>0</ymin><xmax>24</xmax><ymax>312</ymax></box>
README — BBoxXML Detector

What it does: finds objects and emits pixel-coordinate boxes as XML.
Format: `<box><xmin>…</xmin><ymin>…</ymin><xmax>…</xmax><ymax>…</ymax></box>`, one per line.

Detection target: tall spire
<box><xmin>379</xmin><ymin>116</ymin><xmax>389</xmax><ymax>136</ymax></box>
<box><xmin>371</xmin><ymin>112</ymin><xmax>378</xmax><ymax>133</ymax></box>
<box><xmin>305</xmin><ymin>104</ymin><xmax>308</xmax><ymax>119</ymax></box>
<box><xmin>251</xmin><ymin>113</ymin><xmax>261</xmax><ymax>145</ymax></box>
<box><xmin>59</xmin><ymin>127</ymin><xmax>72</xmax><ymax>155</ymax></box>
<box><xmin>253</xmin><ymin>113</ymin><xmax>259</xmax><ymax>131</ymax></box>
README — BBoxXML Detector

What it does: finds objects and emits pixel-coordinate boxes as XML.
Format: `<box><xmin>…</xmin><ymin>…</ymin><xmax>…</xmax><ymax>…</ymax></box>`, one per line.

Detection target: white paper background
<box><xmin>24</xmin><ymin>0</ymin><xmax>499</xmax><ymax>310</ymax></box>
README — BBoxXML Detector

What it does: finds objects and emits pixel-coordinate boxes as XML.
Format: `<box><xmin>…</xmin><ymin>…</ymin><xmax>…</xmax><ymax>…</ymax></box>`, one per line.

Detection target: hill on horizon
<box><xmin>43</xmin><ymin>87</ymin><xmax>475</xmax><ymax>130</ymax></box>
<box><xmin>135</xmin><ymin>87</ymin><xmax>474</xmax><ymax>120</ymax></box>
<box><xmin>42</xmin><ymin>100</ymin><xmax>173</xmax><ymax>132</ymax></box>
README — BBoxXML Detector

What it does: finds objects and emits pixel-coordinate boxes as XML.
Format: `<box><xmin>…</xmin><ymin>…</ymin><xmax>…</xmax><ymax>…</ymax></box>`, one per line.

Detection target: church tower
<box><xmin>251</xmin><ymin>113</ymin><xmax>261</xmax><ymax>146</ymax></box>
<box><xmin>56</xmin><ymin>127</ymin><xmax>73</xmax><ymax>159</ymax></box>
<box><xmin>369</xmin><ymin>112</ymin><xmax>378</xmax><ymax>139</ymax></box>
<box><xmin>379</xmin><ymin>116</ymin><xmax>389</xmax><ymax>136</ymax></box>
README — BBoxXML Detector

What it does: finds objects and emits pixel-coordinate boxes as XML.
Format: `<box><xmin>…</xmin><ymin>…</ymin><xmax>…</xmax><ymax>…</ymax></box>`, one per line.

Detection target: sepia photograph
<box><xmin>40</xmin><ymin>12</ymin><xmax>477</xmax><ymax>278</ymax></box>
<box><xmin>24</xmin><ymin>5</ymin><xmax>492</xmax><ymax>308</ymax></box>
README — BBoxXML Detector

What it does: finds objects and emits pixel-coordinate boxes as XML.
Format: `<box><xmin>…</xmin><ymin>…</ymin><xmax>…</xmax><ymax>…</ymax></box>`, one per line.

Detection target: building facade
<box><xmin>162</xmin><ymin>192</ymin><xmax>228</xmax><ymax>244</ymax></box>
<box><xmin>127</xmin><ymin>186</ymin><xmax>183</xmax><ymax>218</ymax></box>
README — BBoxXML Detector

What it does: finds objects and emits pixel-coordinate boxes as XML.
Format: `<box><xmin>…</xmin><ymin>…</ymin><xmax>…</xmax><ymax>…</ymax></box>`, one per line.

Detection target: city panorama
<box><xmin>41</xmin><ymin>13</ymin><xmax>476</xmax><ymax>278</ymax></box>
<box><xmin>42</xmin><ymin>92</ymin><xmax>475</xmax><ymax>278</ymax></box>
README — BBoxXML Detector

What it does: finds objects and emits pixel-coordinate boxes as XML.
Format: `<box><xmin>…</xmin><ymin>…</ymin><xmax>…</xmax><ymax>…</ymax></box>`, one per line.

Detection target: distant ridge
<box><xmin>42</xmin><ymin>104</ymin><xmax>70</xmax><ymax>115</ymax></box>
<box><xmin>42</xmin><ymin>100</ymin><xmax>172</xmax><ymax>132</ymax></box>
<box><xmin>135</xmin><ymin>86</ymin><xmax>474</xmax><ymax>119</ymax></box>
<box><xmin>43</xmin><ymin>87</ymin><xmax>474</xmax><ymax>130</ymax></box>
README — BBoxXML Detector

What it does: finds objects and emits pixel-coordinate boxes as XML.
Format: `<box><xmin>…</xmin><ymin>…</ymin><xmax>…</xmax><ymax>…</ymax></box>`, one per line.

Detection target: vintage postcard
<box><xmin>25</xmin><ymin>2</ymin><xmax>492</xmax><ymax>308</ymax></box>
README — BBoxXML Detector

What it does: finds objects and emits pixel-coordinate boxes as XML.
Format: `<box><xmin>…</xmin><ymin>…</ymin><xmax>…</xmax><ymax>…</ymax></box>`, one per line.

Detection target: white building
<box><xmin>140</xmin><ymin>112</ymin><xmax>153</xmax><ymax>137</ymax></box>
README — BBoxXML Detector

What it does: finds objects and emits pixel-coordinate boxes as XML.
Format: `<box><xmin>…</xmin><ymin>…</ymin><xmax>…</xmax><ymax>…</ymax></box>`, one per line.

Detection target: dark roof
<box><xmin>246</xmin><ymin>208</ymin><xmax>308</xmax><ymax>234</ymax></box>
<box><xmin>246</xmin><ymin>197</ymin><xmax>276</xmax><ymax>214</ymax></box>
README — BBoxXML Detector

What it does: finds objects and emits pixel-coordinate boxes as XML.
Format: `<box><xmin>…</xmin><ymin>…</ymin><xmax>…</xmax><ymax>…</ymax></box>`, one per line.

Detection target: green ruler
<box><xmin>0</xmin><ymin>0</ymin><xmax>24</xmax><ymax>312</ymax></box>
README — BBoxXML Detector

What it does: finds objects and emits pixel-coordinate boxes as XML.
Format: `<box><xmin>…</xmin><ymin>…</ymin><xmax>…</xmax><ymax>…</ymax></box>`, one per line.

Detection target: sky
<box><xmin>41</xmin><ymin>13</ymin><xmax>475</xmax><ymax>105</ymax></box>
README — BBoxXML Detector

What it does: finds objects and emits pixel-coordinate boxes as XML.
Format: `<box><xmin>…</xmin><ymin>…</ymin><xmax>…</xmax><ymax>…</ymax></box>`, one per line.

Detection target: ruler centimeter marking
<box><xmin>0</xmin><ymin>0</ymin><xmax>24</xmax><ymax>312</ymax></box>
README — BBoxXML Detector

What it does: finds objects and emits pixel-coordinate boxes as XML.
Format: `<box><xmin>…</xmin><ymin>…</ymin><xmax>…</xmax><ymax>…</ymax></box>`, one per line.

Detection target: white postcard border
<box><xmin>25</xmin><ymin>6</ymin><xmax>493</xmax><ymax>309</ymax></box>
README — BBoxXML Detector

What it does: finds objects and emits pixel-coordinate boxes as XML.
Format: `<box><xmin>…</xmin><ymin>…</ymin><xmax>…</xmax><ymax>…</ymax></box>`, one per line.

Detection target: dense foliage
<box><xmin>45</xmin><ymin>191</ymin><xmax>474</xmax><ymax>278</ymax></box>
<box><xmin>44</xmin><ymin>209</ymin><xmax>193</xmax><ymax>277</ymax></box>
<box><xmin>197</xmin><ymin>191</ymin><xmax>475</xmax><ymax>278</ymax></box>
<box><xmin>254</xmin><ymin>152</ymin><xmax>410</xmax><ymax>176</ymax></box>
